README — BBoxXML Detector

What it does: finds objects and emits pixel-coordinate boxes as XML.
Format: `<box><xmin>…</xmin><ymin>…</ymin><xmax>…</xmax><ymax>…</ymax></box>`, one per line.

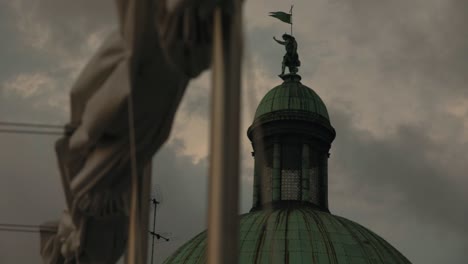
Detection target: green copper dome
<box><xmin>254</xmin><ymin>75</ymin><xmax>330</xmax><ymax>121</ymax></box>
<box><xmin>164</xmin><ymin>207</ymin><xmax>410</xmax><ymax>264</ymax></box>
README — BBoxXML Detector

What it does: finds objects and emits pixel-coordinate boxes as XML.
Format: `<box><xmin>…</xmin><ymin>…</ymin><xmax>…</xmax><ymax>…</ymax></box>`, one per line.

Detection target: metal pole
<box><xmin>150</xmin><ymin>198</ymin><xmax>158</xmax><ymax>264</ymax></box>
<box><xmin>207</xmin><ymin>2</ymin><xmax>242</xmax><ymax>264</ymax></box>
<box><xmin>125</xmin><ymin>1</ymin><xmax>153</xmax><ymax>263</ymax></box>
<box><xmin>127</xmin><ymin>161</ymin><xmax>152</xmax><ymax>264</ymax></box>
<box><xmin>290</xmin><ymin>5</ymin><xmax>293</xmax><ymax>35</ymax></box>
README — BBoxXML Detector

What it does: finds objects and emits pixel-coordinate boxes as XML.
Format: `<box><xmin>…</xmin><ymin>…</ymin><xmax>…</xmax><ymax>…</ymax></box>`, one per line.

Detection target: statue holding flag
<box><xmin>270</xmin><ymin>6</ymin><xmax>300</xmax><ymax>76</ymax></box>
<box><xmin>273</xmin><ymin>33</ymin><xmax>300</xmax><ymax>75</ymax></box>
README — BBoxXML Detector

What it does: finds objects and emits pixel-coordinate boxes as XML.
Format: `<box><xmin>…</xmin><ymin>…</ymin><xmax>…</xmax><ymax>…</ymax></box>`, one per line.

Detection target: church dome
<box><xmin>164</xmin><ymin>34</ymin><xmax>411</xmax><ymax>264</ymax></box>
<box><xmin>254</xmin><ymin>74</ymin><xmax>330</xmax><ymax>122</ymax></box>
<box><xmin>163</xmin><ymin>207</ymin><xmax>411</xmax><ymax>263</ymax></box>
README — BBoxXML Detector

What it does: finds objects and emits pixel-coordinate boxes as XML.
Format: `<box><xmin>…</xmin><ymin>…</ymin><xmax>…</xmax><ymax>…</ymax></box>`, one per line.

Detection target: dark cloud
<box><xmin>331</xmin><ymin>105</ymin><xmax>468</xmax><ymax>227</ymax></box>
<box><xmin>179</xmin><ymin>76</ymin><xmax>212</xmax><ymax>120</ymax></box>
<box><xmin>3</xmin><ymin>0</ymin><xmax>116</xmax><ymax>53</ymax></box>
<box><xmin>327</xmin><ymin>106</ymin><xmax>468</xmax><ymax>263</ymax></box>
<box><xmin>312</xmin><ymin>0</ymin><xmax>468</xmax><ymax>102</ymax></box>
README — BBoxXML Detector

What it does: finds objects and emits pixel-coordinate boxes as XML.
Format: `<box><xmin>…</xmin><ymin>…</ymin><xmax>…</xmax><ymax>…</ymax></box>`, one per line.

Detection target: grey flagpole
<box><xmin>124</xmin><ymin>0</ymin><xmax>153</xmax><ymax>263</ymax></box>
<box><xmin>207</xmin><ymin>1</ymin><xmax>243</xmax><ymax>264</ymax></box>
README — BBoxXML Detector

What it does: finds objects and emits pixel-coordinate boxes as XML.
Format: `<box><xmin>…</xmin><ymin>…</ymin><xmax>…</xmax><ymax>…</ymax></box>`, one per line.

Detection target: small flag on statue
<box><xmin>269</xmin><ymin>11</ymin><xmax>292</xmax><ymax>24</ymax></box>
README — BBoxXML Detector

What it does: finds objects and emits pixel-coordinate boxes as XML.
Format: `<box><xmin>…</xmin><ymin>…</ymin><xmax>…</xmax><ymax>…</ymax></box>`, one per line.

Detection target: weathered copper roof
<box><xmin>254</xmin><ymin>74</ymin><xmax>330</xmax><ymax>121</ymax></box>
<box><xmin>163</xmin><ymin>207</ymin><xmax>411</xmax><ymax>263</ymax></box>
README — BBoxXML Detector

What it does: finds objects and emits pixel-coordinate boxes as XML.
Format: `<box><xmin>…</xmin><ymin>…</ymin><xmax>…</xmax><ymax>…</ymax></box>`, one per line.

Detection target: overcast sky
<box><xmin>0</xmin><ymin>0</ymin><xmax>467</xmax><ymax>263</ymax></box>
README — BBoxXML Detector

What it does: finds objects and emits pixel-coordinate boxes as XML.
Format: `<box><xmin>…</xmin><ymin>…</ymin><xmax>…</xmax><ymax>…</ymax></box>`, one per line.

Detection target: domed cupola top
<box><xmin>254</xmin><ymin>74</ymin><xmax>330</xmax><ymax>122</ymax></box>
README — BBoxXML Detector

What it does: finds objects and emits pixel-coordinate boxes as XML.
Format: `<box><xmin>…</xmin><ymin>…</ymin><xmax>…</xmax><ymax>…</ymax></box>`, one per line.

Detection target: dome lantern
<box><xmin>248</xmin><ymin>72</ymin><xmax>336</xmax><ymax>212</ymax></box>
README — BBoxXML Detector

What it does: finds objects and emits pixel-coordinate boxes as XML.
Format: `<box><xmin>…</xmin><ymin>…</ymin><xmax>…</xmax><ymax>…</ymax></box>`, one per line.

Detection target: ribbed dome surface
<box><xmin>164</xmin><ymin>207</ymin><xmax>411</xmax><ymax>264</ymax></box>
<box><xmin>254</xmin><ymin>79</ymin><xmax>330</xmax><ymax>121</ymax></box>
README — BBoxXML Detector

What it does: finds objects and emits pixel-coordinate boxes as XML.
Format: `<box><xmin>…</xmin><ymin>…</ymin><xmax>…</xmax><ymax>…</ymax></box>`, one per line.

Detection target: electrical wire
<box><xmin>0</xmin><ymin>120</ymin><xmax>64</xmax><ymax>135</ymax></box>
<box><xmin>0</xmin><ymin>121</ymin><xmax>63</xmax><ymax>129</ymax></box>
<box><xmin>0</xmin><ymin>227</ymin><xmax>56</xmax><ymax>234</ymax></box>
<box><xmin>0</xmin><ymin>223</ymin><xmax>57</xmax><ymax>234</ymax></box>
<box><xmin>0</xmin><ymin>223</ymin><xmax>56</xmax><ymax>229</ymax></box>
<box><xmin>0</xmin><ymin>129</ymin><xmax>63</xmax><ymax>135</ymax></box>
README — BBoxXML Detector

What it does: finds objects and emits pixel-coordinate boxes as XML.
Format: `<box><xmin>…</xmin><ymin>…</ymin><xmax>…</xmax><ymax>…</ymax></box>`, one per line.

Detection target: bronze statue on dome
<box><xmin>273</xmin><ymin>33</ymin><xmax>301</xmax><ymax>76</ymax></box>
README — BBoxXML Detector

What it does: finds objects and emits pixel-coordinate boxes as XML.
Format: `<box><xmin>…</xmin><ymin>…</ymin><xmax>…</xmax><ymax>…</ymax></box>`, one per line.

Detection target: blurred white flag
<box><xmin>40</xmin><ymin>0</ymin><xmax>221</xmax><ymax>263</ymax></box>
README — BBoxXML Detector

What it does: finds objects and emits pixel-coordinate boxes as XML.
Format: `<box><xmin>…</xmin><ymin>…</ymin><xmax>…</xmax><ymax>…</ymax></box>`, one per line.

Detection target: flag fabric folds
<box><xmin>269</xmin><ymin>11</ymin><xmax>292</xmax><ymax>24</ymax></box>
<box><xmin>39</xmin><ymin>0</ymin><xmax>226</xmax><ymax>263</ymax></box>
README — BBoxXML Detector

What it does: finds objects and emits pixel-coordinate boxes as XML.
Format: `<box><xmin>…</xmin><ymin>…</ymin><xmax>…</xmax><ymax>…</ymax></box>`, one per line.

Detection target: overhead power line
<box><xmin>0</xmin><ymin>120</ymin><xmax>64</xmax><ymax>136</ymax></box>
<box><xmin>0</xmin><ymin>129</ymin><xmax>63</xmax><ymax>135</ymax></box>
<box><xmin>0</xmin><ymin>223</ymin><xmax>55</xmax><ymax>229</ymax></box>
<box><xmin>0</xmin><ymin>227</ymin><xmax>57</xmax><ymax>234</ymax></box>
<box><xmin>0</xmin><ymin>121</ymin><xmax>63</xmax><ymax>129</ymax></box>
<box><xmin>0</xmin><ymin>223</ymin><xmax>57</xmax><ymax>234</ymax></box>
